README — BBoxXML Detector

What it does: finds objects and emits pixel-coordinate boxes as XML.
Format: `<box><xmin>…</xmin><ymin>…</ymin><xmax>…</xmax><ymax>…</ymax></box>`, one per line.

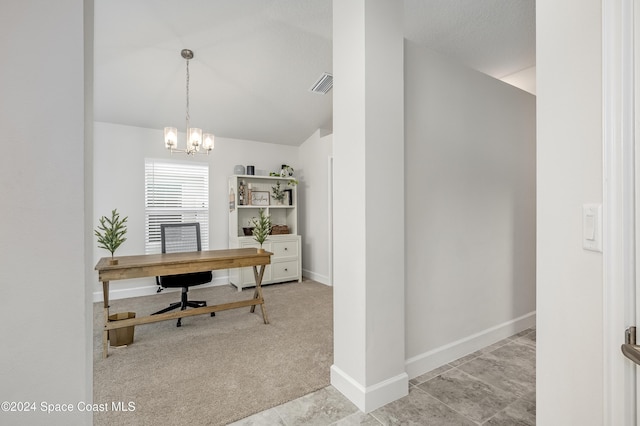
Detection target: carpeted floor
<box><xmin>93</xmin><ymin>280</ymin><xmax>333</xmax><ymax>426</ymax></box>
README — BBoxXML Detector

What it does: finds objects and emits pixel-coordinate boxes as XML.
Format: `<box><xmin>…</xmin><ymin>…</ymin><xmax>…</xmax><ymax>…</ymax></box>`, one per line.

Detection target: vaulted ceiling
<box><xmin>94</xmin><ymin>0</ymin><xmax>535</xmax><ymax>146</ymax></box>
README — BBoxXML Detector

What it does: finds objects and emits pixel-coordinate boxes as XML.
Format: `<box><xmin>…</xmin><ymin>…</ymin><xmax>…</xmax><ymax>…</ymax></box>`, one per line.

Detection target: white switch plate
<box><xmin>583</xmin><ymin>204</ymin><xmax>602</xmax><ymax>252</ymax></box>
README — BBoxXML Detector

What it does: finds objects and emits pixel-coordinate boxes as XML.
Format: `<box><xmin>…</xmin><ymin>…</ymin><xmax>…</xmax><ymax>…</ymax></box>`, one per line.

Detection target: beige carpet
<box><xmin>93</xmin><ymin>280</ymin><xmax>333</xmax><ymax>426</ymax></box>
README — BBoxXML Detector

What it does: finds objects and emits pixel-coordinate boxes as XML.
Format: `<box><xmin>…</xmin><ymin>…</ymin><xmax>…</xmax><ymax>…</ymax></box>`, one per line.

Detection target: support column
<box><xmin>331</xmin><ymin>0</ymin><xmax>406</xmax><ymax>413</ymax></box>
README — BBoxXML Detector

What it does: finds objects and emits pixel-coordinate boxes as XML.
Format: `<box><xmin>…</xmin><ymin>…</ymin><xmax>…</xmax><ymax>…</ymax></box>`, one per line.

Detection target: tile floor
<box><xmin>230</xmin><ymin>328</ymin><xmax>536</xmax><ymax>426</ymax></box>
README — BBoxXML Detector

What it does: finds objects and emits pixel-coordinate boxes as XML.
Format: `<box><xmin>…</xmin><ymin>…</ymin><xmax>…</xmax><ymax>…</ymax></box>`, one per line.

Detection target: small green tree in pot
<box><xmin>251</xmin><ymin>208</ymin><xmax>272</xmax><ymax>253</ymax></box>
<box><xmin>95</xmin><ymin>209</ymin><xmax>128</xmax><ymax>265</ymax></box>
<box><xmin>271</xmin><ymin>181</ymin><xmax>286</xmax><ymax>205</ymax></box>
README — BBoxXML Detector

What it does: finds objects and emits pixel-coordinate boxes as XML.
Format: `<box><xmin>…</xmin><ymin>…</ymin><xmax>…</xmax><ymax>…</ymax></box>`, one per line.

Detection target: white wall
<box><xmin>331</xmin><ymin>0</ymin><xmax>407</xmax><ymax>412</ymax></box>
<box><xmin>536</xmin><ymin>0</ymin><xmax>604</xmax><ymax>423</ymax></box>
<box><xmin>92</xmin><ymin>122</ymin><xmax>299</xmax><ymax>299</ymax></box>
<box><xmin>298</xmin><ymin>129</ymin><xmax>333</xmax><ymax>284</ymax></box>
<box><xmin>0</xmin><ymin>0</ymin><xmax>91</xmax><ymax>424</ymax></box>
<box><xmin>404</xmin><ymin>41</ymin><xmax>537</xmax><ymax>376</ymax></box>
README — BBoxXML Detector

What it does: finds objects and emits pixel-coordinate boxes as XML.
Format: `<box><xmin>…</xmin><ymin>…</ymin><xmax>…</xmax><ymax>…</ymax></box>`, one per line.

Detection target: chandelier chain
<box><xmin>185</xmin><ymin>58</ymin><xmax>190</xmax><ymax>129</ymax></box>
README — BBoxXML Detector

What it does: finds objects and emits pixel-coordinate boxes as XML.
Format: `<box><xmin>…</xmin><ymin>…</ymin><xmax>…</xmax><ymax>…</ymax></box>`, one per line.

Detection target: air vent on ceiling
<box><xmin>309</xmin><ymin>72</ymin><xmax>333</xmax><ymax>94</ymax></box>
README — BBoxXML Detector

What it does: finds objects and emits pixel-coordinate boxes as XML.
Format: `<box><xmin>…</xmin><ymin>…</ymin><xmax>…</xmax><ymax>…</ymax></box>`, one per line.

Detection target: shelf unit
<box><xmin>228</xmin><ymin>175</ymin><xmax>302</xmax><ymax>291</ymax></box>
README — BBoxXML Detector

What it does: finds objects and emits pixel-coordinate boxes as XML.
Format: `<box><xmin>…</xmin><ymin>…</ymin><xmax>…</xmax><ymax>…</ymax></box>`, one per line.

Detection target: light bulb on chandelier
<box><xmin>164</xmin><ymin>49</ymin><xmax>214</xmax><ymax>155</ymax></box>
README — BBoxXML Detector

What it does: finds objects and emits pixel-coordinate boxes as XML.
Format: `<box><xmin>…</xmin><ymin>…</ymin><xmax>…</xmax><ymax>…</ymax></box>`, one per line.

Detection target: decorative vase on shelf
<box><xmin>280</xmin><ymin>164</ymin><xmax>294</xmax><ymax>177</ymax></box>
<box><xmin>280</xmin><ymin>164</ymin><xmax>293</xmax><ymax>177</ymax></box>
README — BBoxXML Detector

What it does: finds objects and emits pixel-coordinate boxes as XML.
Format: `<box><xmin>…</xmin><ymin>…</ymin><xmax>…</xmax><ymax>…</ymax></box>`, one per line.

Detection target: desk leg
<box><xmin>250</xmin><ymin>265</ymin><xmax>269</xmax><ymax>324</ymax></box>
<box><xmin>102</xmin><ymin>280</ymin><xmax>110</xmax><ymax>359</ymax></box>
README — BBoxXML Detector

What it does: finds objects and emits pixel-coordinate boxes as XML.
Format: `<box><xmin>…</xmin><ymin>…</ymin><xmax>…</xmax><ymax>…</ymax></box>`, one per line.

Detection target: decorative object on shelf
<box><xmin>234</xmin><ymin>165</ymin><xmax>246</xmax><ymax>175</ymax></box>
<box><xmin>250</xmin><ymin>191</ymin><xmax>270</xmax><ymax>206</ymax></box>
<box><xmin>163</xmin><ymin>49</ymin><xmax>214</xmax><ymax>155</ymax></box>
<box><xmin>271</xmin><ymin>225</ymin><xmax>289</xmax><ymax>235</ymax></box>
<box><xmin>243</xmin><ymin>218</ymin><xmax>256</xmax><ymax>236</ymax></box>
<box><xmin>95</xmin><ymin>209</ymin><xmax>128</xmax><ymax>265</ymax></box>
<box><xmin>271</xmin><ymin>181</ymin><xmax>286</xmax><ymax>205</ymax></box>
<box><xmin>238</xmin><ymin>180</ymin><xmax>246</xmax><ymax>205</ymax></box>
<box><xmin>247</xmin><ymin>165</ymin><xmax>255</xmax><ymax>175</ymax></box>
<box><xmin>280</xmin><ymin>164</ymin><xmax>294</xmax><ymax>177</ymax></box>
<box><xmin>284</xmin><ymin>188</ymin><xmax>293</xmax><ymax>205</ymax></box>
<box><xmin>246</xmin><ymin>183</ymin><xmax>252</xmax><ymax>205</ymax></box>
<box><xmin>229</xmin><ymin>187</ymin><xmax>235</xmax><ymax>212</ymax></box>
<box><xmin>251</xmin><ymin>209</ymin><xmax>272</xmax><ymax>253</ymax></box>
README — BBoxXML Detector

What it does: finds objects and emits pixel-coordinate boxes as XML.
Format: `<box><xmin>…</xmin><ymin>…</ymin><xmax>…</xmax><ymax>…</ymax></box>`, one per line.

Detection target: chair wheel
<box><xmin>211</xmin><ymin>312</ymin><xmax>215</xmax><ymax>317</ymax></box>
<box><xmin>176</xmin><ymin>319</ymin><xmax>182</xmax><ymax>327</ymax></box>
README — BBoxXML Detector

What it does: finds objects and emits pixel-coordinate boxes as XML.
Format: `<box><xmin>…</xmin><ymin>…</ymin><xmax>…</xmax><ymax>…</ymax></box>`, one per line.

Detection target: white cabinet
<box><xmin>228</xmin><ymin>175</ymin><xmax>302</xmax><ymax>291</ymax></box>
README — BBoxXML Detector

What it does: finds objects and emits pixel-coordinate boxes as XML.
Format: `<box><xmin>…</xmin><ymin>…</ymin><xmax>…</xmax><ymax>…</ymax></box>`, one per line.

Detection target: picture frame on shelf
<box><xmin>250</xmin><ymin>191</ymin><xmax>270</xmax><ymax>206</ymax></box>
<box><xmin>284</xmin><ymin>189</ymin><xmax>293</xmax><ymax>206</ymax></box>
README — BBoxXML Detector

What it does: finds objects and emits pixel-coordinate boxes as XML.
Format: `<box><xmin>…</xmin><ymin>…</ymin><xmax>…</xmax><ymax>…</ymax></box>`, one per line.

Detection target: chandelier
<box><xmin>164</xmin><ymin>49</ymin><xmax>214</xmax><ymax>155</ymax></box>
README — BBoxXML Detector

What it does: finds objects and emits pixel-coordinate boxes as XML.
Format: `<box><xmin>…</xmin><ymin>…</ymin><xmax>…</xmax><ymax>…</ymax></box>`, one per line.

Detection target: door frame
<box><xmin>603</xmin><ymin>0</ymin><xmax>636</xmax><ymax>424</ymax></box>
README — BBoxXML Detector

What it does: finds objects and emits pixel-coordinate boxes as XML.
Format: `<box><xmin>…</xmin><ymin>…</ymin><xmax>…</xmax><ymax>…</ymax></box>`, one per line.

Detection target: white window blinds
<box><xmin>144</xmin><ymin>159</ymin><xmax>209</xmax><ymax>254</ymax></box>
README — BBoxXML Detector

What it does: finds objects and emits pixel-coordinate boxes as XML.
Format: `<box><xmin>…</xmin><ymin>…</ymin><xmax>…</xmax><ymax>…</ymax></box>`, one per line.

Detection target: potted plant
<box><xmin>272</xmin><ymin>181</ymin><xmax>286</xmax><ymax>205</ymax></box>
<box><xmin>251</xmin><ymin>208</ymin><xmax>272</xmax><ymax>253</ymax></box>
<box><xmin>95</xmin><ymin>209</ymin><xmax>128</xmax><ymax>265</ymax></box>
<box><xmin>242</xmin><ymin>218</ymin><xmax>255</xmax><ymax>236</ymax></box>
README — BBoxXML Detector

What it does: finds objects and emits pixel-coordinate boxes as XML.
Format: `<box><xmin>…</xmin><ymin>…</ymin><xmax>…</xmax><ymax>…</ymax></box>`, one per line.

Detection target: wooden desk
<box><xmin>95</xmin><ymin>248</ymin><xmax>272</xmax><ymax>358</ymax></box>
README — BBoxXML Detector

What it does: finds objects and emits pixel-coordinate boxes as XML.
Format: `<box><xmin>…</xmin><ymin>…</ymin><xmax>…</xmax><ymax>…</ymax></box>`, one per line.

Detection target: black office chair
<box><xmin>152</xmin><ymin>223</ymin><xmax>213</xmax><ymax>327</ymax></box>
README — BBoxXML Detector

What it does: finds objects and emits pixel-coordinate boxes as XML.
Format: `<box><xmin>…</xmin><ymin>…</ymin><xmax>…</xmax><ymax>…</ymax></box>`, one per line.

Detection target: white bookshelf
<box><xmin>228</xmin><ymin>175</ymin><xmax>302</xmax><ymax>291</ymax></box>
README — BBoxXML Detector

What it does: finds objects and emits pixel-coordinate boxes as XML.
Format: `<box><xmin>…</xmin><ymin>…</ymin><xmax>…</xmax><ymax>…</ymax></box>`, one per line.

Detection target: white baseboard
<box><xmin>405</xmin><ymin>311</ymin><xmax>536</xmax><ymax>380</ymax></box>
<box><xmin>92</xmin><ymin>276</ymin><xmax>230</xmax><ymax>303</ymax></box>
<box><xmin>330</xmin><ymin>365</ymin><xmax>408</xmax><ymax>413</ymax></box>
<box><xmin>302</xmin><ymin>269</ymin><xmax>332</xmax><ymax>286</ymax></box>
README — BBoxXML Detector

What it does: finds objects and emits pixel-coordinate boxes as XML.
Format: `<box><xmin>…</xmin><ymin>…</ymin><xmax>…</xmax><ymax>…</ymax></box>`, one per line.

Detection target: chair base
<box><xmin>152</xmin><ymin>287</ymin><xmax>214</xmax><ymax>327</ymax></box>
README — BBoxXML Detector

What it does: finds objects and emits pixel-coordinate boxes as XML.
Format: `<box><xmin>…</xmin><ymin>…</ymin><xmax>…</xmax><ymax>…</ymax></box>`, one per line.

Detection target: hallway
<box><xmin>232</xmin><ymin>328</ymin><xmax>536</xmax><ymax>425</ymax></box>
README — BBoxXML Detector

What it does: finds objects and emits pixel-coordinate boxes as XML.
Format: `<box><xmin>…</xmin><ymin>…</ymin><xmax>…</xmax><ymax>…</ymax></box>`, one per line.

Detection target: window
<box><xmin>144</xmin><ymin>159</ymin><xmax>209</xmax><ymax>254</ymax></box>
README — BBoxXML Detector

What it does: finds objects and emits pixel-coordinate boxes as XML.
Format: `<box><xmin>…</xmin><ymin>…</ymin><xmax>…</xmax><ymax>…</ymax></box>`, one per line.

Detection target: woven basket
<box><xmin>271</xmin><ymin>225</ymin><xmax>289</xmax><ymax>235</ymax></box>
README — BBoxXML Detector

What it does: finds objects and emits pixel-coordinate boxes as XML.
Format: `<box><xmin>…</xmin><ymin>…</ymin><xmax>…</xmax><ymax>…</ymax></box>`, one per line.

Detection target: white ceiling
<box><xmin>94</xmin><ymin>0</ymin><xmax>535</xmax><ymax>146</ymax></box>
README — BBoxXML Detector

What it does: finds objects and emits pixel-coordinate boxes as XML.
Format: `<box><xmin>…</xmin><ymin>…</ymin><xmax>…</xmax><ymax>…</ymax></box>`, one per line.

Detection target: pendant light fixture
<box><xmin>164</xmin><ymin>49</ymin><xmax>214</xmax><ymax>155</ymax></box>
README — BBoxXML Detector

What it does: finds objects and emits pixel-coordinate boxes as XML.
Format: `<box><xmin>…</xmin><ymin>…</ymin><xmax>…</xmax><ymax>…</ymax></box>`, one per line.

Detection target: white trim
<box><xmin>302</xmin><ymin>269</ymin><xmax>332</xmax><ymax>286</ymax></box>
<box><xmin>404</xmin><ymin>312</ymin><xmax>536</xmax><ymax>380</ymax></box>
<box><xmin>634</xmin><ymin>1</ymin><xmax>640</xmax><ymax>422</ymax></box>
<box><xmin>624</xmin><ymin>0</ymin><xmax>637</xmax><ymax>422</ymax></box>
<box><xmin>602</xmin><ymin>0</ymin><xmax>636</xmax><ymax>424</ymax></box>
<box><xmin>328</xmin><ymin>155</ymin><xmax>334</xmax><ymax>286</ymax></box>
<box><xmin>330</xmin><ymin>364</ymin><xmax>408</xmax><ymax>413</ymax></box>
<box><xmin>92</xmin><ymin>276</ymin><xmax>229</xmax><ymax>303</ymax></box>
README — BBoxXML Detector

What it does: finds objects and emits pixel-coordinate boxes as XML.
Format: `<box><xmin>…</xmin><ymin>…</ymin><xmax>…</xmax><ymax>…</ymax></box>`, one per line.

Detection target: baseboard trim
<box><xmin>405</xmin><ymin>311</ymin><xmax>536</xmax><ymax>380</ymax></box>
<box><xmin>302</xmin><ymin>269</ymin><xmax>332</xmax><ymax>286</ymax></box>
<box><xmin>92</xmin><ymin>276</ymin><xmax>230</xmax><ymax>303</ymax></box>
<box><xmin>330</xmin><ymin>365</ymin><xmax>408</xmax><ymax>413</ymax></box>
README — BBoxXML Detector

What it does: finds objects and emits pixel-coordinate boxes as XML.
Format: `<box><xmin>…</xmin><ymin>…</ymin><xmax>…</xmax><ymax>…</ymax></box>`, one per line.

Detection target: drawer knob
<box><xmin>284</xmin><ymin>247</ymin><xmax>288</xmax><ymax>251</ymax></box>
<box><xmin>284</xmin><ymin>268</ymin><xmax>288</xmax><ymax>271</ymax></box>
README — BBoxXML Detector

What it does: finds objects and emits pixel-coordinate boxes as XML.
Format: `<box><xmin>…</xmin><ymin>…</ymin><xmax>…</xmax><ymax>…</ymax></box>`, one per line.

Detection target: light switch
<box><xmin>583</xmin><ymin>204</ymin><xmax>602</xmax><ymax>252</ymax></box>
<box><xmin>584</xmin><ymin>214</ymin><xmax>595</xmax><ymax>240</ymax></box>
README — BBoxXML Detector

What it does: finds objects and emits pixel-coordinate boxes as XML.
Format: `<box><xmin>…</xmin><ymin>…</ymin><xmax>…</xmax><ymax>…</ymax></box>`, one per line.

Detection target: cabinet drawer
<box><xmin>241</xmin><ymin>265</ymin><xmax>271</xmax><ymax>285</ymax></box>
<box><xmin>272</xmin><ymin>240</ymin><xmax>298</xmax><ymax>257</ymax></box>
<box><xmin>271</xmin><ymin>260</ymin><xmax>298</xmax><ymax>281</ymax></box>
